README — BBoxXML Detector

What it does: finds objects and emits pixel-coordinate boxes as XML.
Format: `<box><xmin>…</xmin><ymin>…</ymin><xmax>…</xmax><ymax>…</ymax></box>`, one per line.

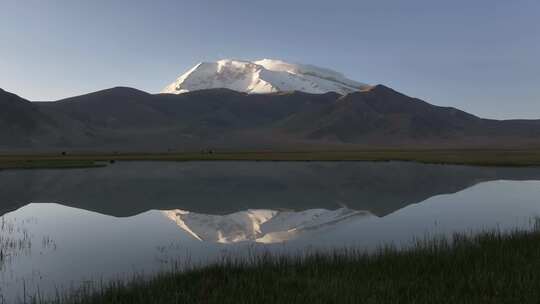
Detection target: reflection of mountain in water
<box><xmin>163</xmin><ymin>208</ymin><xmax>372</xmax><ymax>244</ymax></box>
<box><xmin>1</xmin><ymin>161</ymin><xmax>540</xmax><ymax>217</ymax></box>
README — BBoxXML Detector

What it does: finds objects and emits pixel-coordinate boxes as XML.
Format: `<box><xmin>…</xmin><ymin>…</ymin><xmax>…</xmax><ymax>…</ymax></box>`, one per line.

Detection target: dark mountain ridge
<box><xmin>0</xmin><ymin>88</ymin><xmax>60</xmax><ymax>146</ymax></box>
<box><xmin>1</xmin><ymin>85</ymin><xmax>539</xmax><ymax>151</ymax></box>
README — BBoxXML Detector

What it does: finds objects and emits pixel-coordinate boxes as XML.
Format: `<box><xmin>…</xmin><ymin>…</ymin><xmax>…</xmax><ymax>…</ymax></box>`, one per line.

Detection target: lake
<box><xmin>1</xmin><ymin>161</ymin><xmax>540</xmax><ymax>301</ymax></box>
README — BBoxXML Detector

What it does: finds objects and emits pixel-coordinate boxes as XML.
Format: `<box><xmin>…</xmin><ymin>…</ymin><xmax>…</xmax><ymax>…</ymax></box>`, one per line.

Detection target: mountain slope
<box><xmin>278</xmin><ymin>85</ymin><xmax>483</xmax><ymax>142</ymax></box>
<box><xmin>162</xmin><ymin>59</ymin><xmax>370</xmax><ymax>95</ymax></box>
<box><xmin>1</xmin><ymin>85</ymin><xmax>540</xmax><ymax>151</ymax></box>
<box><xmin>275</xmin><ymin>85</ymin><xmax>540</xmax><ymax>147</ymax></box>
<box><xmin>0</xmin><ymin>88</ymin><xmax>59</xmax><ymax>146</ymax></box>
<box><xmin>40</xmin><ymin>87</ymin><xmax>171</xmax><ymax>128</ymax></box>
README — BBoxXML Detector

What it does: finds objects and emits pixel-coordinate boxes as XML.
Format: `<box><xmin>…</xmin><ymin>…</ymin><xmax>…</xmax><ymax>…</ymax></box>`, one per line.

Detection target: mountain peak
<box><xmin>102</xmin><ymin>86</ymin><xmax>150</xmax><ymax>95</ymax></box>
<box><xmin>368</xmin><ymin>84</ymin><xmax>396</xmax><ymax>93</ymax></box>
<box><xmin>55</xmin><ymin>86</ymin><xmax>151</xmax><ymax>104</ymax></box>
<box><xmin>162</xmin><ymin>59</ymin><xmax>370</xmax><ymax>95</ymax></box>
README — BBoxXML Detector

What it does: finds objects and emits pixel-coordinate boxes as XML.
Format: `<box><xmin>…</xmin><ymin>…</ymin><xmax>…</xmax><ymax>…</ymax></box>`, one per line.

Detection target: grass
<box><xmin>2</xmin><ymin>149</ymin><xmax>540</xmax><ymax>168</ymax></box>
<box><xmin>0</xmin><ymin>159</ymin><xmax>105</xmax><ymax>170</ymax></box>
<box><xmin>32</xmin><ymin>225</ymin><xmax>540</xmax><ymax>304</ymax></box>
<box><xmin>0</xmin><ymin>217</ymin><xmax>32</xmax><ymax>269</ymax></box>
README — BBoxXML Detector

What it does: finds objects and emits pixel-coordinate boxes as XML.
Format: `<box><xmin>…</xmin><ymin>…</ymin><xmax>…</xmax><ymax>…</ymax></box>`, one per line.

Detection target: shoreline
<box><xmin>2</xmin><ymin>149</ymin><xmax>540</xmax><ymax>169</ymax></box>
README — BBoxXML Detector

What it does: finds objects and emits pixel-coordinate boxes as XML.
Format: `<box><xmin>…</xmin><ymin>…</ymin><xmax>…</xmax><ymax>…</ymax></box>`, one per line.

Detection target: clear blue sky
<box><xmin>1</xmin><ymin>0</ymin><xmax>538</xmax><ymax>119</ymax></box>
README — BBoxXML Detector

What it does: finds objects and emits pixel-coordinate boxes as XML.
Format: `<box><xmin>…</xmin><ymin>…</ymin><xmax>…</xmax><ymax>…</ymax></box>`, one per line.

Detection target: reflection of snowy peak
<box><xmin>162</xmin><ymin>59</ymin><xmax>370</xmax><ymax>95</ymax></box>
<box><xmin>163</xmin><ymin>208</ymin><xmax>373</xmax><ymax>243</ymax></box>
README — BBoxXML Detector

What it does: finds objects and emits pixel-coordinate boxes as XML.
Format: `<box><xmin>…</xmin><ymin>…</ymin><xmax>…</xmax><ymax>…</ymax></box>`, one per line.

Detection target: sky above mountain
<box><xmin>1</xmin><ymin>0</ymin><xmax>539</xmax><ymax>119</ymax></box>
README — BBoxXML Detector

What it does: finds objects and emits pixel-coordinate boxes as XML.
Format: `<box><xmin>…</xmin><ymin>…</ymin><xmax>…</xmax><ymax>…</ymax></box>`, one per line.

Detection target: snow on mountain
<box><xmin>162</xmin><ymin>59</ymin><xmax>370</xmax><ymax>95</ymax></box>
<box><xmin>163</xmin><ymin>208</ymin><xmax>373</xmax><ymax>244</ymax></box>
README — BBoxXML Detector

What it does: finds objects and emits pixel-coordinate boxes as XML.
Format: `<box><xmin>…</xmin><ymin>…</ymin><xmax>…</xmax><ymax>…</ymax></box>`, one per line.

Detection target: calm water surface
<box><xmin>1</xmin><ymin>161</ymin><xmax>540</xmax><ymax>301</ymax></box>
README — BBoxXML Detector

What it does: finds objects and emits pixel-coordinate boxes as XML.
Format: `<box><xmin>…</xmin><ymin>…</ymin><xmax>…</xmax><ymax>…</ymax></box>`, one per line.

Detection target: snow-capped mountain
<box><xmin>162</xmin><ymin>59</ymin><xmax>370</xmax><ymax>95</ymax></box>
<box><xmin>163</xmin><ymin>208</ymin><xmax>373</xmax><ymax>244</ymax></box>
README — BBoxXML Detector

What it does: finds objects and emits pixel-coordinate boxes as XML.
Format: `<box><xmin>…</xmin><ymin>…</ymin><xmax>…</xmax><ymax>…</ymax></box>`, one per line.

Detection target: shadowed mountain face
<box><xmin>1</xmin><ymin>85</ymin><xmax>540</xmax><ymax>150</ymax></box>
<box><xmin>1</xmin><ymin>161</ymin><xmax>540</xmax><ymax>218</ymax></box>
<box><xmin>0</xmin><ymin>88</ymin><xmax>58</xmax><ymax>146</ymax></box>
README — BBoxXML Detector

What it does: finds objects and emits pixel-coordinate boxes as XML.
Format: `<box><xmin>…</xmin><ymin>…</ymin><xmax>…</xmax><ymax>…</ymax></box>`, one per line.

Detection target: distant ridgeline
<box><xmin>1</xmin><ymin>85</ymin><xmax>540</xmax><ymax>152</ymax></box>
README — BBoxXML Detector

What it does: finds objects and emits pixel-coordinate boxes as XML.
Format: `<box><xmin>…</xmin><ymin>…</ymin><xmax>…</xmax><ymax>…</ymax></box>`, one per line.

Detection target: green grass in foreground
<box><xmin>2</xmin><ymin>149</ymin><xmax>540</xmax><ymax>168</ymax></box>
<box><xmin>37</xmin><ymin>226</ymin><xmax>540</xmax><ymax>304</ymax></box>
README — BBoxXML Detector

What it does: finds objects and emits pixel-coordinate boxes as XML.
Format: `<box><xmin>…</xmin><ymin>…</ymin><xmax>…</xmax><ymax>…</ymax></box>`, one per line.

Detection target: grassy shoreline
<box><xmin>0</xmin><ymin>160</ymin><xmax>105</xmax><ymax>170</ymax></box>
<box><xmin>34</xmin><ymin>227</ymin><xmax>540</xmax><ymax>304</ymax></box>
<box><xmin>2</xmin><ymin>149</ymin><xmax>540</xmax><ymax>169</ymax></box>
